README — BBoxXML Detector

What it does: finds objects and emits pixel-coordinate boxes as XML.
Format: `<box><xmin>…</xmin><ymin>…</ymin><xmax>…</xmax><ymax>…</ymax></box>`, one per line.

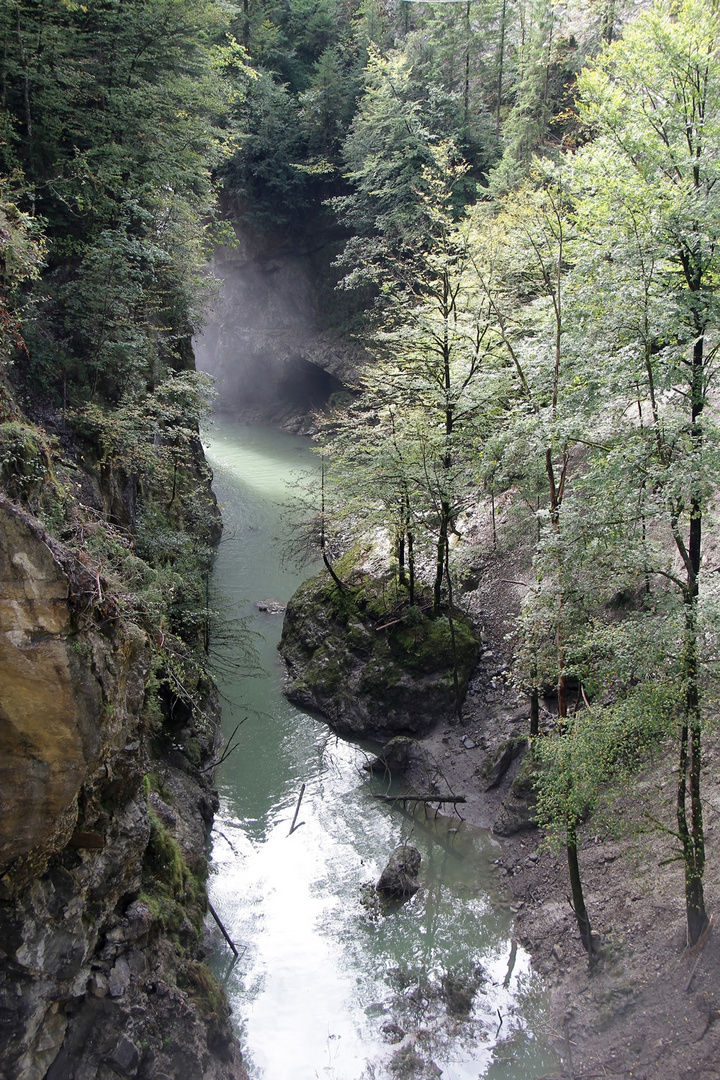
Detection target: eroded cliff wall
<box><xmin>0</xmin><ymin>497</ymin><xmax>246</xmax><ymax>1080</ymax></box>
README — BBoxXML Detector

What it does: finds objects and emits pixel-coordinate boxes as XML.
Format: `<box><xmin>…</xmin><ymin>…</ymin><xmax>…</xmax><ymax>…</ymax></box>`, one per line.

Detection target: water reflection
<box><xmin>204</xmin><ymin>420</ymin><xmax>556</xmax><ymax>1080</ymax></box>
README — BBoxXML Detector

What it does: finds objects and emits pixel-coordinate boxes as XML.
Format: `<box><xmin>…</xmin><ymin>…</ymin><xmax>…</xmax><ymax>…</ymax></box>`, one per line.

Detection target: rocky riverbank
<box><xmin>279</xmin><ymin>505</ymin><xmax>720</xmax><ymax>1080</ymax></box>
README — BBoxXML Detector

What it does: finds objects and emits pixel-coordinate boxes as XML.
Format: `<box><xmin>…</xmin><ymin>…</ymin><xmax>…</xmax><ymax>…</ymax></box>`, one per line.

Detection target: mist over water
<box><xmin>203</xmin><ymin>418</ymin><xmax>557</xmax><ymax>1080</ymax></box>
<box><xmin>194</xmin><ymin>239</ymin><xmax>352</xmax><ymax>419</ymax></box>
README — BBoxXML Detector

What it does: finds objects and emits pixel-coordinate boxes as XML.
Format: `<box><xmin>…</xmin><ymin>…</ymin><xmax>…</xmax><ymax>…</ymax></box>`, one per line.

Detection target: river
<box><xmin>202</xmin><ymin>418</ymin><xmax>556</xmax><ymax>1080</ymax></box>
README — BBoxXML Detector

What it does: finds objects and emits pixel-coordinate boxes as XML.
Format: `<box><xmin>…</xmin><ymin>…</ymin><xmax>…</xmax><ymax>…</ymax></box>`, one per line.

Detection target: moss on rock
<box><xmin>279</xmin><ymin>571</ymin><xmax>479</xmax><ymax>737</ymax></box>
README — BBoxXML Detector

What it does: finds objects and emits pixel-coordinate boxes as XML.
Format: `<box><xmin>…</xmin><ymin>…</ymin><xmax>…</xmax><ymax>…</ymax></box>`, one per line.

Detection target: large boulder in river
<box><xmin>377</xmin><ymin>845</ymin><xmax>421</xmax><ymax>900</ymax></box>
<box><xmin>278</xmin><ymin>572</ymin><xmax>478</xmax><ymax>737</ymax></box>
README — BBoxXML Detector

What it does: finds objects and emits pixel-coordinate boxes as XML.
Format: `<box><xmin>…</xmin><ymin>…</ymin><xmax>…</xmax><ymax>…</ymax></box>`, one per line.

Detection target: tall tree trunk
<box><xmin>15</xmin><ymin>5</ymin><xmax>34</xmax><ymax>213</ymax></box>
<box><xmin>567</xmin><ymin>814</ymin><xmax>595</xmax><ymax>962</ymax></box>
<box><xmin>496</xmin><ymin>0</ymin><xmax>507</xmax><ymax>133</ymax></box>
<box><xmin>559</xmin><ymin>650</ymin><xmax>595</xmax><ymax>964</ymax></box>
<box><xmin>676</xmin><ymin>331</ymin><xmax>708</xmax><ymax>945</ymax></box>
<box><xmin>434</xmin><ymin>293</ymin><xmax>454</xmax><ymax>616</ymax></box>
<box><xmin>433</xmin><ymin>502</ymin><xmax>450</xmax><ymax>614</ymax></box>
<box><xmin>463</xmin><ymin>1</ymin><xmax>470</xmax><ymax>128</ymax></box>
<box><xmin>320</xmin><ymin>456</ymin><xmax>345</xmax><ymax>594</ymax></box>
<box><xmin>530</xmin><ymin>685</ymin><xmax>539</xmax><ymax>737</ymax></box>
<box><xmin>445</xmin><ymin>535</ymin><xmax>462</xmax><ymax>721</ymax></box>
<box><xmin>396</xmin><ymin>521</ymin><xmax>407</xmax><ymax>589</ymax></box>
<box><xmin>677</xmin><ymin>605</ymin><xmax>708</xmax><ymax>944</ymax></box>
<box><xmin>406</xmin><ymin>497</ymin><xmax>416</xmax><ymax>607</ymax></box>
<box><xmin>242</xmin><ymin>0</ymin><xmax>250</xmax><ymax>46</ymax></box>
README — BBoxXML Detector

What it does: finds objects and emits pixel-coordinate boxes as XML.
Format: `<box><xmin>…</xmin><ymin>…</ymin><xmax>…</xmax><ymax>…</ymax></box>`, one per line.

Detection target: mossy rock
<box><xmin>279</xmin><ymin>571</ymin><xmax>479</xmax><ymax>737</ymax></box>
<box><xmin>482</xmin><ymin>736</ymin><xmax>529</xmax><ymax>791</ymax></box>
<box><xmin>363</xmin><ymin>736</ymin><xmax>418</xmax><ymax>776</ymax></box>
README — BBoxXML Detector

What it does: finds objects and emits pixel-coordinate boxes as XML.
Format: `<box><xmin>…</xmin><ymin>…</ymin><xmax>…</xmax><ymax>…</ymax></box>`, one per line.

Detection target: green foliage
<box><xmin>145</xmin><ymin>808</ymin><xmax>189</xmax><ymax>901</ymax></box>
<box><xmin>222</xmin><ymin>71</ymin><xmax>310</xmax><ymax>226</ymax></box>
<box><xmin>534</xmin><ymin>682</ymin><xmax>677</xmax><ymax>840</ymax></box>
<box><xmin>2</xmin><ymin>0</ymin><xmax>247</xmax><ymax>404</ymax></box>
<box><xmin>141</xmin><ymin>805</ymin><xmax>207</xmax><ymax>950</ymax></box>
<box><xmin>0</xmin><ymin>175</ymin><xmax>46</xmax><ymax>357</ymax></box>
<box><xmin>0</xmin><ymin>421</ymin><xmax>50</xmax><ymax>501</ymax></box>
<box><xmin>488</xmin><ymin>0</ymin><xmax>582</xmax><ymax>194</ymax></box>
<box><xmin>73</xmin><ymin>371</ymin><xmax>215</xmax><ymax>494</ymax></box>
<box><xmin>334</xmin><ymin>48</ymin><xmax>436</xmax><ymax>241</ymax></box>
<box><xmin>293</xmin><ymin>569</ymin><xmax>477</xmax><ymax>679</ymax></box>
<box><xmin>178</xmin><ymin>960</ymin><xmax>229</xmax><ymax>1019</ymax></box>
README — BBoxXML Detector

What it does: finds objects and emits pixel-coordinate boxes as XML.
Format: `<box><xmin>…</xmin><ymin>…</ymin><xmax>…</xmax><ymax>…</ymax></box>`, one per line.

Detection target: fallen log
<box><xmin>371</xmin><ymin>794</ymin><xmax>466</xmax><ymax>805</ymax></box>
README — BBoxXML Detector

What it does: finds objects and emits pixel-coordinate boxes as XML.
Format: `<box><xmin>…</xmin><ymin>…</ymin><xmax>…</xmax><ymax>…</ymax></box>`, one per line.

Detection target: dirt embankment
<box><xmin>408</xmin><ymin>511</ymin><xmax>720</xmax><ymax>1080</ymax></box>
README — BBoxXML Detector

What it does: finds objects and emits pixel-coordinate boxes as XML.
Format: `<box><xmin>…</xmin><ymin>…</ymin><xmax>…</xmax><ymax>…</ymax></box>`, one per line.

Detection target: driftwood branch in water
<box><xmin>208</xmin><ymin>900</ymin><xmax>239</xmax><ymax>957</ymax></box>
<box><xmin>289</xmin><ymin>783</ymin><xmax>306</xmax><ymax>835</ymax></box>
<box><xmin>371</xmin><ymin>794</ymin><xmax>466</xmax><ymax>806</ymax></box>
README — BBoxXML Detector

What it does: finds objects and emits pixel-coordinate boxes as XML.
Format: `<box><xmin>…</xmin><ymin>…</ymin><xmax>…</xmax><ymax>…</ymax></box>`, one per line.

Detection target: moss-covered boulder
<box><xmin>278</xmin><ymin>572</ymin><xmax>479</xmax><ymax>737</ymax></box>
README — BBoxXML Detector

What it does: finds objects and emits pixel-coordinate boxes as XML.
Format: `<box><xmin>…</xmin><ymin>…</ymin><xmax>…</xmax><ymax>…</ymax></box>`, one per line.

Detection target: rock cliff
<box><xmin>0</xmin><ymin>497</ymin><xmax>247</xmax><ymax>1080</ymax></box>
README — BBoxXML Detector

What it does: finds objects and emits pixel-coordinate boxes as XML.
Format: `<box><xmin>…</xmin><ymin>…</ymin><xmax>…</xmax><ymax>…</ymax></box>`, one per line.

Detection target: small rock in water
<box><xmin>376</xmin><ymin>845</ymin><xmax>421</xmax><ymax>900</ymax></box>
<box><xmin>255</xmin><ymin>598</ymin><xmax>286</xmax><ymax>614</ymax></box>
<box><xmin>381</xmin><ymin>1021</ymin><xmax>406</xmax><ymax>1043</ymax></box>
<box><xmin>442</xmin><ymin>970</ymin><xmax>481</xmax><ymax>1017</ymax></box>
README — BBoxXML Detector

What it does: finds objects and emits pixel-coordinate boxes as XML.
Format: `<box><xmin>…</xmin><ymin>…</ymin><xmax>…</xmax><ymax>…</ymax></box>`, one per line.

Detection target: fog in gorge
<box><xmin>194</xmin><ymin>223</ymin><xmax>365</xmax><ymax>423</ymax></box>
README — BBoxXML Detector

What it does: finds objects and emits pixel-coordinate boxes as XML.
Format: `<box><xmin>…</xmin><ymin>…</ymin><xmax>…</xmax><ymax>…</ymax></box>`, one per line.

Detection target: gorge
<box><xmin>4</xmin><ymin>0</ymin><xmax>720</xmax><ymax>1076</ymax></box>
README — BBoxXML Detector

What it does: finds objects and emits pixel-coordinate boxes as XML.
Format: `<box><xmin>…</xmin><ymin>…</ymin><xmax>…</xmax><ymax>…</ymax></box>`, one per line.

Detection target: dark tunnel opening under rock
<box><xmin>275</xmin><ymin>357</ymin><xmax>344</xmax><ymax>411</ymax></box>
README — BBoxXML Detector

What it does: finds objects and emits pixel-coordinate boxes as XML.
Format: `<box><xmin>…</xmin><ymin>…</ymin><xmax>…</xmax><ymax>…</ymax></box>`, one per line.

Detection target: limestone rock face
<box><xmin>0</xmin><ymin>497</ymin><xmax>247</xmax><ymax>1080</ymax></box>
<box><xmin>279</xmin><ymin>573</ymin><xmax>479</xmax><ymax>738</ymax></box>
<box><xmin>0</xmin><ymin>496</ymin><xmax>149</xmax><ymax>878</ymax></box>
<box><xmin>193</xmin><ymin>218</ymin><xmax>368</xmax><ymax>423</ymax></box>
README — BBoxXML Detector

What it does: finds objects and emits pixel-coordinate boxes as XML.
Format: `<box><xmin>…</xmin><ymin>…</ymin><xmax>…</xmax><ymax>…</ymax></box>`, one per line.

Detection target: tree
<box><xmin>323</xmin><ymin>145</ymin><xmax>504</xmax><ymax>622</ymax></box>
<box><xmin>468</xmin><ymin>172</ymin><xmax>607</xmax><ymax>959</ymax></box>
<box><xmin>222</xmin><ymin>70</ymin><xmax>310</xmax><ymax>227</ymax></box>
<box><xmin>487</xmin><ymin>0</ymin><xmax>582</xmax><ymax>194</ymax></box>
<box><xmin>1</xmin><ymin>0</ymin><xmax>239</xmax><ymax>404</ymax></box>
<box><xmin>0</xmin><ymin>175</ymin><xmax>45</xmax><ymax>367</ymax></box>
<box><xmin>569</xmin><ymin>0</ymin><xmax>720</xmax><ymax>945</ymax></box>
<box><xmin>331</xmin><ymin>47</ymin><xmax>436</xmax><ymax>263</ymax></box>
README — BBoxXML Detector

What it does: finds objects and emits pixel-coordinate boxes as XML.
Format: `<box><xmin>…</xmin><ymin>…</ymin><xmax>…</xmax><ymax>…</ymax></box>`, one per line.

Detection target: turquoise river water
<box><xmin>202</xmin><ymin>418</ymin><xmax>557</xmax><ymax>1080</ymax></box>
